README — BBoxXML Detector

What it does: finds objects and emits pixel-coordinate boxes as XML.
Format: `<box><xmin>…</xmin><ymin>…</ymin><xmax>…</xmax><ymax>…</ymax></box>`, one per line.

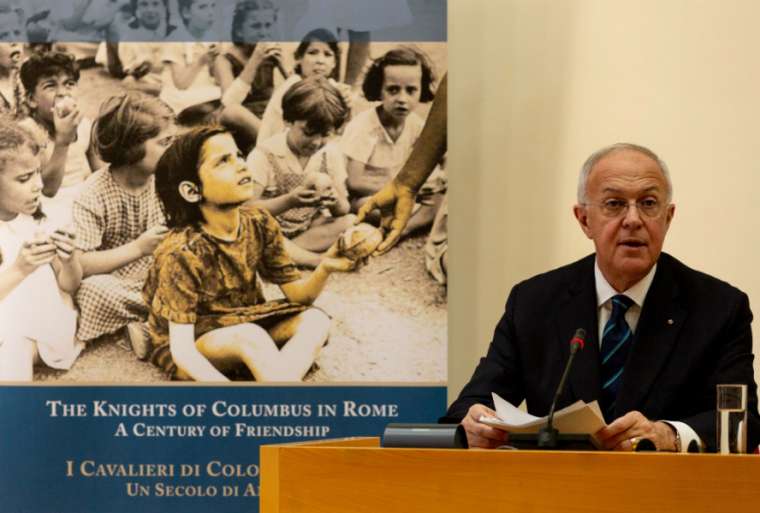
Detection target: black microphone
<box><xmin>537</xmin><ymin>328</ymin><xmax>586</xmax><ymax>448</ymax></box>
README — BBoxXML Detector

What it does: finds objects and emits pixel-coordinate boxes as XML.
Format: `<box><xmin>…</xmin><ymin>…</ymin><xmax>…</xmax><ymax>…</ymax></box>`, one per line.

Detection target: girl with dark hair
<box><xmin>73</xmin><ymin>93</ymin><xmax>176</xmax><ymax>356</ymax></box>
<box><xmin>214</xmin><ymin>0</ymin><xmax>284</xmax><ymax>152</ymax></box>
<box><xmin>18</xmin><ymin>50</ymin><xmax>100</xmax><ymax>221</ymax></box>
<box><xmin>257</xmin><ymin>28</ymin><xmax>352</xmax><ymax>141</ymax></box>
<box><xmin>0</xmin><ymin>115</ymin><xmax>82</xmax><ymax>380</ymax></box>
<box><xmin>146</xmin><ymin>126</ymin><xmax>356</xmax><ymax>381</ymax></box>
<box><xmin>343</xmin><ymin>46</ymin><xmax>441</xmax><ymax>236</ymax></box>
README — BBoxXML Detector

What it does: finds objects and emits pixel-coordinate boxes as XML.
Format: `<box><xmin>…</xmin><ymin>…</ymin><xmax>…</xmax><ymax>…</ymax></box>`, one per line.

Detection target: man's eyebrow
<box><xmin>600</xmin><ymin>185</ymin><xmax>661</xmax><ymax>194</ymax></box>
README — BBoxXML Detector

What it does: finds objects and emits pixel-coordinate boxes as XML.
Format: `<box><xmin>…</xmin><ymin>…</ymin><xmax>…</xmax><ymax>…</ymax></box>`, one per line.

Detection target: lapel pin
<box><xmin>667</xmin><ymin>319</ymin><xmax>674</xmax><ymax>325</ymax></box>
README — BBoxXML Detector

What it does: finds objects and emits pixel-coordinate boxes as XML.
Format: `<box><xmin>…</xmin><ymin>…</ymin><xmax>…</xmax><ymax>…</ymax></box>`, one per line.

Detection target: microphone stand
<box><xmin>506</xmin><ymin>329</ymin><xmax>596</xmax><ymax>450</ymax></box>
<box><xmin>537</xmin><ymin>338</ymin><xmax>582</xmax><ymax>448</ymax></box>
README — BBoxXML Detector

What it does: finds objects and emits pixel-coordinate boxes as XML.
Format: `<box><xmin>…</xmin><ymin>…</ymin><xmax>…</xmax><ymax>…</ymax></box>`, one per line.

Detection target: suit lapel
<box><xmin>558</xmin><ymin>256</ymin><xmax>602</xmax><ymax>403</ymax></box>
<box><xmin>615</xmin><ymin>254</ymin><xmax>686</xmax><ymax>416</ymax></box>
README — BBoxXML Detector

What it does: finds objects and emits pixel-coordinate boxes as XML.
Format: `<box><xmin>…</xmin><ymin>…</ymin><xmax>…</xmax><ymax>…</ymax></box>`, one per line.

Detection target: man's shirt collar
<box><xmin>594</xmin><ymin>259</ymin><xmax>657</xmax><ymax>309</ymax></box>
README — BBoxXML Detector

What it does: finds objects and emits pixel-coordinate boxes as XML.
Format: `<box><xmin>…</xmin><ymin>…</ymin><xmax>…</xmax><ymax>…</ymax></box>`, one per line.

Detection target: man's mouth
<box><xmin>619</xmin><ymin>239</ymin><xmax>646</xmax><ymax>248</ymax></box>
<box><xmin>238</xmin><ymin>176</ymin><xmax>252</xmax><ymax>186</ymax></box>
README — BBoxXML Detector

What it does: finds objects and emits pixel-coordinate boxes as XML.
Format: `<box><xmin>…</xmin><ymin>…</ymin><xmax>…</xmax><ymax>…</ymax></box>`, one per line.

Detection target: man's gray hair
<box><xmin>577</xmin><ymin>143</ymin><xmax>673</xmax><ymax>204</ymax></box>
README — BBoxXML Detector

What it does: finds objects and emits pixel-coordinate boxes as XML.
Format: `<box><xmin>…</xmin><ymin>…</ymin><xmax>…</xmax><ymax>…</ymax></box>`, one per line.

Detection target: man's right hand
<box><xmin>462</xmin><ymin>404</ymin><xmax>509</xmax><ymax>449</ymax></box>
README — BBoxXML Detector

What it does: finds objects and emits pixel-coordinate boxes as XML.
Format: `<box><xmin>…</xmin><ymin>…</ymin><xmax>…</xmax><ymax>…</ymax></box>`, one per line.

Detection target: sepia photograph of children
<box><xmin>0</xmin><ymin>0</ymin><xmax>447</xmax><ymax>383</ymax></box>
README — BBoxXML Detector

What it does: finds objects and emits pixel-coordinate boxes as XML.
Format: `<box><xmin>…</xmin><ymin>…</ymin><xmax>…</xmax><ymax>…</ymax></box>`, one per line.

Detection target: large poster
<box><xmin>0</xmin><ymin>1</ymin><xmax>447</xmax><ymax>511</ymax></box>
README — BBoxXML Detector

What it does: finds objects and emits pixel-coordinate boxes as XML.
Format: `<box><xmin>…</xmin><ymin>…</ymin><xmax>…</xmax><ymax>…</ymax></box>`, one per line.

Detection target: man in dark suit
<box><xmin>443</xmin><ymin>143</ymin><xmax>760</xmax><ymax>452</ymax></box>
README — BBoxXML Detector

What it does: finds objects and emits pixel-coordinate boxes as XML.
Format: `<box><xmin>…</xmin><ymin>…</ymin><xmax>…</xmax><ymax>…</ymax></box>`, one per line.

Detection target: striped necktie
<box><xmin>600</xmin><ymin>294</ymin><xmax>635</xmax><ymax>422</ymax></box>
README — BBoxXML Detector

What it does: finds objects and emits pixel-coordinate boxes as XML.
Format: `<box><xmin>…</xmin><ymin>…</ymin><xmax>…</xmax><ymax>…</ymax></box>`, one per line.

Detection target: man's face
<box><xmin>573</xmin><ymin>148</ymin><xmax>675</xmax><ymax>291</ymax></box>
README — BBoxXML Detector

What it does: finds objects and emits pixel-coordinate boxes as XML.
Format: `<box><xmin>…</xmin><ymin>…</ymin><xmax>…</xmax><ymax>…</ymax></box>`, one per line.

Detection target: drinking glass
<box><xmin>716</xmin><ymin>384</ymin><xmax>747</xmax><ymax>454</ymax></box>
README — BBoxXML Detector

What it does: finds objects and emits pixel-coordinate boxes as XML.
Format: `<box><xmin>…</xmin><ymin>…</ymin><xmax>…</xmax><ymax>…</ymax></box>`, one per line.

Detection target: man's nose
<box><xmin>621</xmin><ymin>202</ymin><xmax>644</xmax><ymax>226</ymax></box>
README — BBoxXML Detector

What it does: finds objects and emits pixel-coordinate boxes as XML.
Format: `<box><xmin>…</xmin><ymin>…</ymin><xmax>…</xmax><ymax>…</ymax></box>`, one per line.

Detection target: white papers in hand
<box><xmin>478</xmin><ymin>392</ymin><xmax>606</xmax><ymax>434</ymax></box>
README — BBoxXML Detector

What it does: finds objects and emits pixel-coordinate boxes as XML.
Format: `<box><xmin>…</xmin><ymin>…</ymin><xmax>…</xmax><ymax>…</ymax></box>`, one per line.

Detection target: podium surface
<box><xmin>261</xmin><ymin>437</ymin><xmax>760</xmax><ymax>513</ymax></box>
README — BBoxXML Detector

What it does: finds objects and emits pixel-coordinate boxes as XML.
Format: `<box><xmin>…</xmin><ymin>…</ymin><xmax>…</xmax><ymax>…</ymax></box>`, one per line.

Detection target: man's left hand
<box><xmin>595</xmin><ymin>411</ymin><xmax>677</xmax><ymax>451</ymax></box>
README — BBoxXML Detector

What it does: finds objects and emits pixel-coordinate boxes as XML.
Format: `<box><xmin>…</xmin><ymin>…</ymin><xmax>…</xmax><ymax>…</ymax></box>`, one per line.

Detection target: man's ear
<box><xmin>663</xmin><ymin>203</ymin><xmax>676</xmax><ymax>232</ymax></box>
<box><xmin>573</xmin><ymin>204</ymin><xmax>594</xmax><ymax>240</ymax></box>
<box><xmin>666</xmin><ymin>203</ymin><xmax>675</xmax><ymax>224</ymax></box>
<box><xmin>178</xmin><ymin>180</ymin><xmax>201</xmax><ymax>203</ymax></box>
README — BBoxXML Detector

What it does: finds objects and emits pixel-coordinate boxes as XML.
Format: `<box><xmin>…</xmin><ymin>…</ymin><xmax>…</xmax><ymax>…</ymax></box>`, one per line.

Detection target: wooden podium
<box><xmin>261</xmin><ymin>437</ymin><xmax>760</xmax><ymax>513</ymax></box>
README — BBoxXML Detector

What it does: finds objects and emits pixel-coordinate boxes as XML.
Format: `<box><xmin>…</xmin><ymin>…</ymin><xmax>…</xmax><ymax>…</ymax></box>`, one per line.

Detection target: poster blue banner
<box><xmin>0</xmin><ymin>384</ymin><xmax>447</xmax><ymax>513</ymax></box>
<box><xmin>1</xmin><ymin>0</ymin><xmax>447</xmax><ymax>43</ymax></box>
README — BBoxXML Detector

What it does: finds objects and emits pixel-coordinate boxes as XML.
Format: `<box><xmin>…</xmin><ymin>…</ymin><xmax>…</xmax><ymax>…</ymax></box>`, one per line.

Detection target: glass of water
<box><xmin>716</xmin><ymin>384</ymin><xmax>747</xmax><ymax>454</ymax></box>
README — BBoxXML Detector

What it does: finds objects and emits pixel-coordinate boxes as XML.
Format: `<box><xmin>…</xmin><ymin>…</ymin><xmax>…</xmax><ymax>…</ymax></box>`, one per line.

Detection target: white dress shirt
<box><xmin>594</xmin><ymin>260</ymin><xmax>702</xmax><ymax>452</ymax></box>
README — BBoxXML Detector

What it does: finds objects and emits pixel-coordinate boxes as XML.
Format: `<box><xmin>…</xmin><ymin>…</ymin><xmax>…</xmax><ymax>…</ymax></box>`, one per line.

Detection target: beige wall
<box><xmin>447</xmin><ymin>0</ymin><xmax>760</xmax><ymax>403</ymax></box>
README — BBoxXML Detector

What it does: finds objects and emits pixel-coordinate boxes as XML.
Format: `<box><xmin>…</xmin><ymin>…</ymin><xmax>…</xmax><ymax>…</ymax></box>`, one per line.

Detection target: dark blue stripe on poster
<box><xmin>0</xmin><ymin>385</ymin><xmax>447</xmax><ymax>513</ymax></box>
<box><xmin>1</xmin><ymin>0</ymin><xmax>446</xmax><ymax>43</ymax></box>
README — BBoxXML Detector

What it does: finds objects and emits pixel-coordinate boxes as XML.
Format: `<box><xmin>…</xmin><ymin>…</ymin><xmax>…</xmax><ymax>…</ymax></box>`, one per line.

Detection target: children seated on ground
<box><xmin>342</xmin><ymin>46</ymin><xmax>442</xmax><ymax>236</ymax></box>
<box><xmin>247</xmin><ymin>76</ymin><xmax>355</xmax><ymax>268</ymax></box>
<box><xmin>146</xmin><ymin>126</ymin><xmax>358</xmax><ymax>381</ymax></box>
<box><xmin>0</xmin><ymin>117</ymin><xmax>83</xmax><ymax>381</ymax></box>
<box><xmin>73</xmin><ymin>92</ymin><xmax>176</xmax><ymax>357</ymax></box>
<box><xmin>160</xmin><ymin>0</ymin><xmax>222</xmax><ymax>125</ymax></box>
<box><xmin>18</xmin><ymin>51</ymin><xmax>100</xmax><ymax>221</ymax></box>
<box><xmin>257</xmin><ymin>28</ymin><xmax>353</xmax><ymax>141</ymax></box>
<box><xmin>215</xmin><ymin>0</ymin><xmax>284</xmax><ymax>153</ymax></box>
<box><xmin>0</xmin><ymin>40</ymin><xmax>23</xmax><ymax>117</ymax></box>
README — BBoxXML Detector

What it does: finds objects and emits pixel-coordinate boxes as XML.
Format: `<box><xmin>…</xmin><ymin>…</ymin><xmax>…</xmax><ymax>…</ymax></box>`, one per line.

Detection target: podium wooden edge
<box><xmin>260</xmin><ymin>437</ymin><xmax>760</xmax><ymax>513</ymax></box>
<box><xmin>264</xmin><ymin>436</ymin><xmax>380</xmax><ymax>448</ymax></box>
<box><xmin>261</xmin><ymin>437</ymin><xmax>379</xmax><ymax>512</ymax></box>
